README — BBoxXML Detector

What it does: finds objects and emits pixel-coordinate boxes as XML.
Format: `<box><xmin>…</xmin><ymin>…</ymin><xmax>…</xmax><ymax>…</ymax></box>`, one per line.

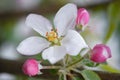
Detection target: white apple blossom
<box><xmin>17</xmin><ymin>3</ymin><xmax>88</xmax><ymax>64</ymax></box>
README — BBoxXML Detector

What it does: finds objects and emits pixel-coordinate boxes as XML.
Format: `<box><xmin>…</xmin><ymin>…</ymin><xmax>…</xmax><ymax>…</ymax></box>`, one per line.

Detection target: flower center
<box><xmin>46</xmin><ymin>29</ymin><xmax>59</xmax><ymax>44</ymax></box>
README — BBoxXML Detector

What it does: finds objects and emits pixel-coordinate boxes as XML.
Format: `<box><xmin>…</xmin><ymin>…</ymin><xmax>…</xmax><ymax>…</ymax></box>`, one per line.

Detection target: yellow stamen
<box><xmin>46</xmin><ymin>30</ymin><xmax>58</xmax><ymax>43</ymax></box>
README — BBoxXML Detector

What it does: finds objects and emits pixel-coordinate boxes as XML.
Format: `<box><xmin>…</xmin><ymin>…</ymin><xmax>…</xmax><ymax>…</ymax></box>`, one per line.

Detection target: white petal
<box><xmin>17</xmin><ymin>36</ymin><xmax>50</xmax><ymax>55</ymax></box>
<box><xmin>26</xmin><ymin>14</ymin><xmax>52</xmax><ymax>36</ymax></box>
<box><xmin>54</xmin><ymin>3</ymin><xmax>77</xmax><ymax>36</ymax></box>
<box><xmin>61</xmin><ymin>30</ymin><xmax>88</xmax><ymax>56</ymax></box>
<box><xmin>42</xmin><ymin>46</ymin><xmax>66</xmax><ymax>64</ymax></box>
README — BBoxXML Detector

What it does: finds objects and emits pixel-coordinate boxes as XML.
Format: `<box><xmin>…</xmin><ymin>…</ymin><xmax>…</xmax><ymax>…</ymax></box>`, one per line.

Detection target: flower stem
<box><xmin>43</xmin><ymin>66</ymin><xmax>61</xmax><ymax>69</ymax></box>
<box><xmin>59</xmin><ymin>73</ymin><xmax>62</xmax><ymax>80</ymax></box>
<box><xmin>66</xmin><ymin>57</ymin><xmax>84</xmax><ymax>68</ymax></box>
<box><xmin>66</xmin><ymin>50</ymin><xmax>91</xmax><ymax>68</ymax></box>
<box><xmin>67</xmin><ymin>73</ymin><xmax>76</xmax><ymax>80</ymax></box>
<box><xmin>71</xmin><ymin>68</ymin><xmax>81</xmax><ymax>74</ymax></box>
<box><xmin>65</xmin><ymin>54</ymin><xmax>69</xmax><ymax>65</ymax></box>
<box><xmin>63</xmin><ymin>73</ymin><xmax>67</xmax><ymax>80</ymax></box>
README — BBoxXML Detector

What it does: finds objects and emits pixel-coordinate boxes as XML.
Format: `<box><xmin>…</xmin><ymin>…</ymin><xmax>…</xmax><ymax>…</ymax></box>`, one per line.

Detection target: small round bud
<box><xmin>76</xmin><ymin>8</ymin><xmax>90</xmax><ymax>26</ymax></box>
<box><xmin>90</xmin><ymin>44</ymin><xmax>111</xmax><ymax>63</ymax></box>
<box><xmin>22</xmin><ymin>58</ymin><xmax>41</xmax><ymax>76</ymax></box>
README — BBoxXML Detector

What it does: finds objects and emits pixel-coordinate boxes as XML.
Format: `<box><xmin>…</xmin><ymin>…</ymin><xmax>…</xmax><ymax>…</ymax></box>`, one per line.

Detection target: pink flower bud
<box><xmin>90</xmin><ymin>44</ymin><xmax>111</xmax><ymax>63</ymax></box>
<box><xmin>76</xmin><ymin>8</ymin><xmax>90</xmax><ymax>26</ymax></box>
<box><xmin>22</xmin><ymin>58</ymin><xmax>41</xmax><ymax>76</ymax></box>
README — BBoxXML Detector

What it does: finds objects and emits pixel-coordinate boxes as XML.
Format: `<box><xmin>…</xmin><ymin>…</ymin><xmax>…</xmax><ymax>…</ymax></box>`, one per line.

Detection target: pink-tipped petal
<box><xmin>90</xmin><ymin>44</ymin><xmax>111</xmax><ymax>63</ymax></box>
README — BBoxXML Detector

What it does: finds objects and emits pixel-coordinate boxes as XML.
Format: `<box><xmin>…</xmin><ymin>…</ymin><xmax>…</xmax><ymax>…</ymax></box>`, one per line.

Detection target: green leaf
<box><xmin>72</xmin><ymin>54</ymin><xmax>82</xmax><ymax>61</ymax></box>
<box><xmin>49</xmin><ymin>69</ymin><xmax>58</xmax><ymax>75</ymax></box>
<box><xmin>34</xmin><ymin>53</ymin><xmax>42</xmax><ymax>60</ymax></box>
<box><xmin>100</xmin><ymin>64</ymin><xmax>120</xmax><ymax>73</ymax></box>
<box><xmin>82</xmin><ymin>59</ymin><xmax>99</xmax><ymax>67</ymax></box>
<box><xmin>103</xmin><ymin>23</ymin><xmax>115</xmax><ymax>44</ymax></box>
<box><xmin>81</xmin><ymin>70</ymin><xmax>101</xmax><ymax>80</ymax></box>
<box><xmin>73</xmin><ymin>77</ymin><xmax>84</xmax><ymax>80</ymax></box>
<box><xmin>103</xmin><ymin>2</ymin><xmax>120</xmax><ymax>43</ymax></box>
<box><xmin>108</xmin><ymin>2</ymin><xmax>120</xmax><ymax>21</ymax></box>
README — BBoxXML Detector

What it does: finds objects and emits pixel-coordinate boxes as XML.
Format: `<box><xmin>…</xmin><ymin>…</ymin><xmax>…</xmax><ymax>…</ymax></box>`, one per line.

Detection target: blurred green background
<box><xmin>0</xmin><ymin>0</ymin><xmax>120</xmax><ymax>80</ymax></box>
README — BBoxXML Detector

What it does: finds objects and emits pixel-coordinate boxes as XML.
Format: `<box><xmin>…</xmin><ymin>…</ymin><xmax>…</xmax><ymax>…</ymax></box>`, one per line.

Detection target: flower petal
<box><xmin>61</xmin><ymin>30</ymin><xmax>88</xmax><ymax>56</ymax></box>
<box><xmin>17</xmin><ymin>36</ymin><xmax>50</xmax><ymax>55</ymax></box>
<box><xmin>54</xmin><ymin>3</ymin><xmax>77</xmax><ymax>36</ymax></box>
<box><xmin>26</xmin><ymin>14</ymin><xmax>52</xmax><ymax>37</ymax></box>
<box><xmin>42</xmin><ymin>46</ymin><xmax>66</xmax><ymax>64</ymax></box>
